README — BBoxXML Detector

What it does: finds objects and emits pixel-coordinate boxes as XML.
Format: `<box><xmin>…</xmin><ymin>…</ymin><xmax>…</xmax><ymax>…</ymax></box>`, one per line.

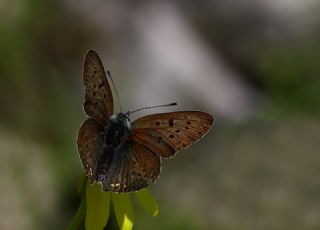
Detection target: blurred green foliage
<box><xmin>254</xmin><ymin>40</ymin><xmax>320</xmax><ymax>116</ymax></box>
<box><xmin>0</xmin><ymin>0</ymin><xmax>94</xmax><ymax>148</ymax></box>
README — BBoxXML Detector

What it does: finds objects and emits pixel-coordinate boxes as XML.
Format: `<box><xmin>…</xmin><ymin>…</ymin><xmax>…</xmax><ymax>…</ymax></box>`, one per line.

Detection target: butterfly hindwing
<box><xmin>130</xmin><ymin>111</ymin><xmax>214</xmax><ymax>158</ymax></box>
<box><xmin>126</xmin><ymin>141</ymin><xmax>161</xmax><ymax>190</ymax></box>
<box><xmin>77</xmin><ymin>118</ymin><xmax>104</xmax><ymax>182</ymax></box>
<box><xmin>83</xmin><ymin>50</ymin><xmax>114</xmax><ymax>125</ymax></box>
<box><xmin>101</xmin><ymin>141</ymin><xmax>161</xmax><ymax>192</ymax></box>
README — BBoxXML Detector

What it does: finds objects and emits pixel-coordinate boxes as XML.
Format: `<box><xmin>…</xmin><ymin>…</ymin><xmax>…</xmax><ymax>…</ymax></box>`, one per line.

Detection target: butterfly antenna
<box><xmin>128</xmin><ymin>102</ymin><xmax>178</xmax><ymax>115</ymax></box>
<box><xmin>107</xmin><ymin>70</ymin><xmax>123</xmax><ymax>112</ymax></box>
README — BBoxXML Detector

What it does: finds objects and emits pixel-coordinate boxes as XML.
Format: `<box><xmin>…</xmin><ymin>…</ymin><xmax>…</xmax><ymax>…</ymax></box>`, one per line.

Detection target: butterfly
<box><xmin>77</xmin><ymin>50</ymin><xmax>214</xmax><ymax>193</ymax></box>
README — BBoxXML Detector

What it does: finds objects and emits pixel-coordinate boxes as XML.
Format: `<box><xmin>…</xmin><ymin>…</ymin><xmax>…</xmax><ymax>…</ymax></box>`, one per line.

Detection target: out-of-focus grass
<box><xmin>155</xmin><ymin>117</ymin><xmax>320</xmax><ymax>229</ymax></box>
<box><xmin>2</xmin><ymin>116</ymin><xmax>320</xmax><ymax>229</ymax></box>
<box><xmin>0</xmin><ymin>130</ymin><xmax>58</xmax><ymax>229</ymax></box>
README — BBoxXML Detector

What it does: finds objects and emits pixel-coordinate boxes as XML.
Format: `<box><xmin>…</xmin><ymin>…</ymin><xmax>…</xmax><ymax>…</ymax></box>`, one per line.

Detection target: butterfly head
<box><xmin>110</xmin><ymin>112</ymin><xmax>131</xmax><ymax>128</ymax></box>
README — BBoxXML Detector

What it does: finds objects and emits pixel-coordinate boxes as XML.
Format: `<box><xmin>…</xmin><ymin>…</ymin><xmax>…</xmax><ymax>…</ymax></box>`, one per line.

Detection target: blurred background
<box><xmin>1</xmin><ymin>0</ymin><xmax>320</xmax><ymax>229</ymax></box>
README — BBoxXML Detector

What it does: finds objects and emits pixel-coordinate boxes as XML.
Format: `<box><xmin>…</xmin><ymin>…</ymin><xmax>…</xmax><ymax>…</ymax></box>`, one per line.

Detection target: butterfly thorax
<box><xmin>96</xmin><ymin>113</ymin><xmax>130</xmax><ymax>182</ymax></box>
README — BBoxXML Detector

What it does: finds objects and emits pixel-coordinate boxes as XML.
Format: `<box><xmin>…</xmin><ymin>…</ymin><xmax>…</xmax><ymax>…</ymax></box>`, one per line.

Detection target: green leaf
<box><xmin>86</xmin><ymin>182</ymin><xmax>111</xmax><ymax>230</ymax></box>
<box><xmin>112</xmin><ymin>193</ymin><xmax>134</xmax><ymax>230</ymax></box>
<box><xmin>77</xmin><ymin>173</ymin><xmax>87</xmax><ymax>197</ymax></box>
<box><xmin>66</xmin><ymin>197</ymin><xmax>86</xmax><ymax>230</ymax></box>
<box><xmin>135</xmin><ymin>189</ymin><xmax>159</xmax><ymax>217</ymax></box>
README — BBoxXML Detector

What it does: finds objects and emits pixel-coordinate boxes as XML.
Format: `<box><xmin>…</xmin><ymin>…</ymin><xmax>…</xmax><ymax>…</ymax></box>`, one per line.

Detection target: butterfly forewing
<box><xmin>101</xmin><ymin>141</ymin><xmax>161</xmax><ymax>192</ymax></box>
<box><xmin>130</xmin><ymin>111</ymin><xmax>214</xmax><ymax>158</ymax></box>
<box><xmin>77</xmin><ymin>118</ymin><xmax>104</xmax><ymax>182</ymax></box>
<box><xmin>83</xmin><ymin>50</ymin><xmax>113</xmax><ymax>125</ymax></box>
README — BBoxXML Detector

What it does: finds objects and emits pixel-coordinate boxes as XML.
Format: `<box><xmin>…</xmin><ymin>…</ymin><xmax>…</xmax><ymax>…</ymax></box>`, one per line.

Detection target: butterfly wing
<box><xmin>83</xmin><ymin>50</ymin><xmax>113</xmax><ymax>125</ymax></box>
<box><xmin>129</xmin><ymin>111</ymin><xmax>214</xmax><ymax>158</ymax></box>
<box><xmin>77</xmin><ymin>118</ymin><xmax>104</xmax><ymax>182</ymax></box>
<box><xmin>100</xmin><ymin>111</ymin><xmax>213</xmax><ymax>192</ymax></box>
<box><xmin>101</xmin><ymin>141</ymin><xmax>161</xmax><ymax>192</ymax></box>
<box><xmin>85</xmin><ymin>111</ymin><xmax>213</xmax><ymax>192</ymax></box>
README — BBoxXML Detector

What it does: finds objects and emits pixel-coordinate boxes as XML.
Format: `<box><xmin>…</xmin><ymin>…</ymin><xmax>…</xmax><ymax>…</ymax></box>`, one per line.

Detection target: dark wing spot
<box><xmin>175</xmin><ymin>129</ymin><xmax>180</xmax><ymax>133</ymax></box>
<box><xmin>98</xmin><ymin>82</ymin><xmax>104</xmax><ymax>89</ymax></box>
<box><xmin>93</xmin><ymin>84</ymin><xmax>97</xmax><ymax>88</ymax></box>
<box><xmin>182</xmin><ymin>144</ymin><xmax>187</xmax><ymax>148</ymax></box>
<box><xmin>186</xmin><ymin>121</ymin><xmax>191</xmax><ymax>125</ymax></box>
<box><xmin>198</xmin><ymin>131</ymin><xmax>202</xmax><ymax>135</ymax></box>
<box><xmin>185</xmin><ymin>127</ymin><xmax>189</xmax><ymax>130</ymax></box>
<box><xmin>156</xmin><ymin>122</ymin><xmax>161</xmax><ymax>126</ymax></box>
<box><xmin>94</xmin><ymin>102</ymin><xmax>98</xmax><ymax>107</ymax></box>
<box><xmin>92</xmin><ymin>75</ymin><xmax>95</xmax><ymax>78</ymax></box>
<box><xmin>168</xmin><ymin>119</ymin><xmax>174</xmax><ymax>127</ymax></box>
<box><xmin>94</xmin><ymin>70</ymin><xmax>97</xmax><ymax>74</ymax></box>
<box><xmin>169</xmin><ymin>135</ymin><xmax>174</xmax><ymax>139</ymax></box>
<box><xmin>104</xmin><ymin>93</ymin><xmax>106</xmax><ymax>98</ymax></box>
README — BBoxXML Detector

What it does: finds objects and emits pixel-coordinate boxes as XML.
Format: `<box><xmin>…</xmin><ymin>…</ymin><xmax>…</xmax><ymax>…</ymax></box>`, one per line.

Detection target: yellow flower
<box><xmin>67</xmin><ymin>174</ymin><xmax>159</xmax><ymax>230</ymax></box>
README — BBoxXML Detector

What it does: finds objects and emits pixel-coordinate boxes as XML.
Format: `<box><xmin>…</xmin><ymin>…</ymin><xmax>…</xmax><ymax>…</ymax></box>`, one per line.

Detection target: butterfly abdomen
<box><xmin>96</xmin><ymin>113</ymin><xmax>130</xmax><ymax>183</ymax></box>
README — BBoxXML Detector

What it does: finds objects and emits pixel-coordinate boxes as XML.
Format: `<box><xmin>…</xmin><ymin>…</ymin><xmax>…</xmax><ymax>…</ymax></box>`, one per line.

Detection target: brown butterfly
<box><xmin>77</xmin><ymin>50</ymin><xmax>214</xmax><ymax>193</ymax></box>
